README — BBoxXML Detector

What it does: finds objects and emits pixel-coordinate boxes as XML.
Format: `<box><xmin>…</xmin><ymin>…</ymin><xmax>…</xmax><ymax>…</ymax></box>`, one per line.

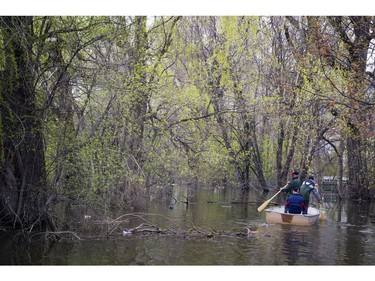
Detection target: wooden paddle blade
<box><xmin>257</xmin><ymin>189</ymin><xmax>283</xmax><ymax>213</ymax></box>
<box><xmin>257</xmin><ymin>199</ymin><xmax>271</xmax><ymax>213</ymax></box>
<box><xmin>320</xmin><ymin>204</ymin><xmax>326</xmax><ymax>221</ymax></box>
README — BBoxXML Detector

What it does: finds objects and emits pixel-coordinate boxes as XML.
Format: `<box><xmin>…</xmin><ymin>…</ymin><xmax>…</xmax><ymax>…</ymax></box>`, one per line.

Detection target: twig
<box><xmin>30</xmin><ymin>231</ymin><xmax>82</xmax><ymax>240</ymax></box>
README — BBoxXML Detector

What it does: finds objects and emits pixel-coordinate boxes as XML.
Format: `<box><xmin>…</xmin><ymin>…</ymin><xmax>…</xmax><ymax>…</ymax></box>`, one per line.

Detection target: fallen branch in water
<box><xmin>93</xmin><ymin>218</ymin><xmax>130</xmax><ymax>225</ymax></box>
<box><xmin>77</xmin><ymin>212</ymin><xmax>260</xmax><ymax>239</ymax></box>
<box><xmin>130</xmin><ymin>222</ymin><xmax>161</xmax><ymax>233</ymax></box>
<box><xmin>30</xmin><ymin>231</ymin><xmax>82</xmax><ymax>241</ymax></box>
<box><xmin>94</xmin><ymin>212</ymin><xmax>180</xmax><ymax>237</ymax></box>
<box><xmin>120</xmin><ymin>220</ymin><xmax>253</xmax><ymax>239</ymax></box>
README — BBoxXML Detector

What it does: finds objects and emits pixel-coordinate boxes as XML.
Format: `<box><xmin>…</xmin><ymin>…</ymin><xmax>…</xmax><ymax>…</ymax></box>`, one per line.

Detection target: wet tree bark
<box><xmin>0</xmin><ymin>16</ymin><xmax>48</xmax><ymax>229</ymax></box>
<box><xmin>328</xmin><ymin>16</ymin><xmax>373</xmax><ymax>199</ymax></box>
<box><xmin>127</xmin><ymin>16</ymin><xmax>148</xmax><ymax>171</ymax></box>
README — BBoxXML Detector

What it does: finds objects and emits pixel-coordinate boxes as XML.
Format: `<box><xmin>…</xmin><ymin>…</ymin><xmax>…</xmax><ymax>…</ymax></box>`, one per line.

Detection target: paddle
<box><xmin>316</xmin><ymin>183</ymin><xmax>326</xmax><ymax>221</ymax></box>
<box><xmin>257</xmin><ymin>185</ymin><xmax>287</xmax><ymax>213</ymax></box>
<box><xmin>320</xmin><ymin>201</ymin><xmax>326</xmax><ymax>221</ymax></box>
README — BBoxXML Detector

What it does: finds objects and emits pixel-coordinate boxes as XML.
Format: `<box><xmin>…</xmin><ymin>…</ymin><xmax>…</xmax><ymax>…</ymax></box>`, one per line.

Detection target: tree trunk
<box><xmin>328</xmin><ymin>16</ymin><xmax>373</xmax><ymax>200</ymax></box>
<box><xmin>127</xmin><ymin>16</ymin><xmax>148</xmax><ymax>171</ymax></box>
<box><xmin>277</xmin><ymin>123</ymin><xmax>299</xmax><ymax>187</ymax></box>
<box><xmin>0</xmin><ymin>16</ymin><xmax>48</xmax><ymax>229</ymax></box>
<box><xmin>337</xmin><ymin>138</ymin><xmax>344</xmax><ymax>199</ymax></box>
<box><xmin>346</xmin><ymin>124</ymin><xmax>369</xmax><ymax>199</ymax></box>
<box><xmin>247</xmin><ymin>119</ymin><xmax>268</xmax><ymax>191</ymax></box>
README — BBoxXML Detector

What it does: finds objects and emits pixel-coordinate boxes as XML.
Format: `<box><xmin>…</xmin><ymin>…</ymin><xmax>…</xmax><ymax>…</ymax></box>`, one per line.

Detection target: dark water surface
<box><xmin>1</xmin><ymin>186</ymin><xmax>375</xmax><ymax>266</ymax></box>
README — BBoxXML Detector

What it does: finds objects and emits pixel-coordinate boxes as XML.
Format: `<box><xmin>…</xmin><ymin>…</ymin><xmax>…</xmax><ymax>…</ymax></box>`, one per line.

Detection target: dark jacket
<box><xmin>300</xmin><ymin>179</ymin><xmax>321</xmax><ymax>206</ymax></box>
<box><xmin>281</xmin><ymin>177</ymin><xmax>302</xmax><ymax>199</ymax></box>
<box><xmin>284</xmin><ymin>194</ymin><xmax>307</xmax><ymax>214</ymax></box>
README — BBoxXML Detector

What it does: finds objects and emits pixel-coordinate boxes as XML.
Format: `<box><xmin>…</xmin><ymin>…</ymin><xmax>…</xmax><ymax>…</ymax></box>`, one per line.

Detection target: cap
<box><xmin>291</xmin><ymin>170</ymin><xmax>299</xmax><ymax>175</ymax></box>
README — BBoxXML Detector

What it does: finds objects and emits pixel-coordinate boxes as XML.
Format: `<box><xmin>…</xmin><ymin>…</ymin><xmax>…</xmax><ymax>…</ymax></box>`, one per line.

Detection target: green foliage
<box><xmin>2</xmin><ymin>15</ymin><xmax>374</xmax><ymax>217</ymax></box>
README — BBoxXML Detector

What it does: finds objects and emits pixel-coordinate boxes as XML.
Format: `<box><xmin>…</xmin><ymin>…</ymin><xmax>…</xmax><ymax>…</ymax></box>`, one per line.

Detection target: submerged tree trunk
<box><xmin>337</xmin><ymin>138</ymin><xmax>345</xmax><ymax>199</ymax></box>
<box><xmin>347</xmin><ymin>124</ymin><xmax>369</xmax><ymax>199</ymax></box>
<box><xmin>0</xmin><ymin>16</ymin><xmax>48</xmax><ymax>230</ymax></box>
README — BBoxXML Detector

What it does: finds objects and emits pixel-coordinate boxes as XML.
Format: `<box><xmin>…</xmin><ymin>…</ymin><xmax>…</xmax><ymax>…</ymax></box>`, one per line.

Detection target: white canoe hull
<box><xmin>265</xmin><ymin>206</ymin><xmax>320</xmax><ymax>226</ymax></box>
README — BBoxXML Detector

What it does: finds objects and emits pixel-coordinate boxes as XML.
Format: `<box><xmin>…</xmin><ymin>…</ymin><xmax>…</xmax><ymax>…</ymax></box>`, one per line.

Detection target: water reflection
<box><xmin>1</xmin><ymin>185</ymin><xmax>375</xmax><ymax>265</ymax></box>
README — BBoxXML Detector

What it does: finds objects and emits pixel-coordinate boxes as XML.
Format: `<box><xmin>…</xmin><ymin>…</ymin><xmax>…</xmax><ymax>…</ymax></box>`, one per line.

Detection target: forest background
<box><xmin>1</xmin><ymin>5</ymin><xmax>374</xmax><ymax>232</ymax></box>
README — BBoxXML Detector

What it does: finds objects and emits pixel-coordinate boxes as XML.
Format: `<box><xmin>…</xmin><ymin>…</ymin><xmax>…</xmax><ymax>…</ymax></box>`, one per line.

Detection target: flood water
<box><xmin>1</xmin><ymin>185</ymin><xmax>375</xmax><ymax>266</ymax></box>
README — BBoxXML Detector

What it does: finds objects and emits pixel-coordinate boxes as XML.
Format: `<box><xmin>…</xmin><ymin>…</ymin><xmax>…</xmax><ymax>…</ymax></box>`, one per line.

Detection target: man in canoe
<box><xmin>284</xmin><ymin>186</ymin><xmax>307</xmax><ymax>214</ymax></box>
<box><xmin>299</xmin><ymin>175</ymin><xmax>322</xmax><ymax>213</ymax></box>
<box><xmin>280</xmin><ymin>170</ymin><xmax>302</xmax><ymax>199</ymax></box>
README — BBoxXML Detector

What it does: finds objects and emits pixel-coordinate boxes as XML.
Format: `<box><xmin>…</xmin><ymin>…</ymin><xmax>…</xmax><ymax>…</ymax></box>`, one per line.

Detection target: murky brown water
<box><xmin>1</xmin><ymin>186</ymin><xmax>375</xmax><ymax>265</ymax></box>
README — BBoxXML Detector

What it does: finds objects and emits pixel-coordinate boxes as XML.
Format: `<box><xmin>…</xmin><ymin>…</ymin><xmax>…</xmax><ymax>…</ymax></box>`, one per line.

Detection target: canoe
<box><xmin>265</xmin><ymin>206</ymin><xmax>320</xmax><ymax>226</ymax></box>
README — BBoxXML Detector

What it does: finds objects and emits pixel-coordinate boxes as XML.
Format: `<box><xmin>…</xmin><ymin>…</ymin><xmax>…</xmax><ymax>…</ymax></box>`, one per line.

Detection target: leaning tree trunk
<box><xmin>0</xmin><ymin>16</ymin><xmax>49</xmax><ymax>230</ymax></box>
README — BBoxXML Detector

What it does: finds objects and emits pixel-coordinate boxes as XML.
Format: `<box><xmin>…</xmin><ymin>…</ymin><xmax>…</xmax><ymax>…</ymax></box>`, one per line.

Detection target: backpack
<box><xmin>299</xmin><ymin>183</ymin><xmax>313</xmax><ymax>202</ymax></box>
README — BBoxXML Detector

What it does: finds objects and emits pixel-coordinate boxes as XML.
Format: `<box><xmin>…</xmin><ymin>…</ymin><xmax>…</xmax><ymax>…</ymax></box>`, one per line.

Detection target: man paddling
<box><xmin>280</xmin><ymin>170</ymin><xmax>302</xmax><ymax>199</ymax></box>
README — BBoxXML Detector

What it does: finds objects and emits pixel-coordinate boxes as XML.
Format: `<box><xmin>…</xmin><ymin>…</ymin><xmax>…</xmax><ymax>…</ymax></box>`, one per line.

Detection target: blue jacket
<box><xmin>285</xmin><ymin>194</ymin><xmax>307</xmax><ymax>214</ymax></box>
